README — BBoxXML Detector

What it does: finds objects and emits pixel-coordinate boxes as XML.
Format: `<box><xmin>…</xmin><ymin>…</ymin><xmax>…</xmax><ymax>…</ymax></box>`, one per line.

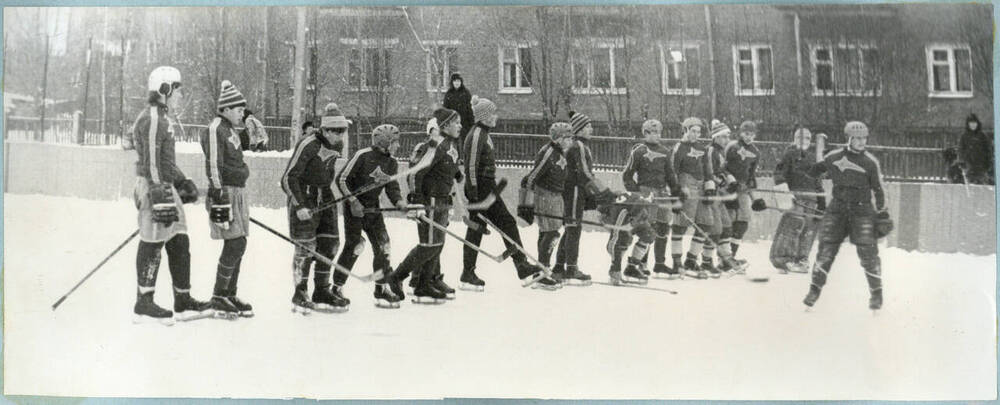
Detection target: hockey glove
<box><xmin>751</xmin><ymin>198</ymin><xmax>767</xmax><ymax>212</ymax></box>
<box><xmin>702</xmin><ymin>187</ymin><xmax>717</xmax><ymax>205</ymax></box>
<box><xmin>174</xmin><ymin>179</ymin><xmax>199</xmax><ymax>204</ymax></box>
<box><xmin>149</xmin><ymin>183</ymin><xmax>179</xmax><ymax>225</ymax></box>
<box><xmin>295</xmin><ymin>207</ymin><xmax>313</xmax><ymax>221</ymax></box>
<box><xmin>517</xmin><ymin>187</ymin><xmax>535</xmax><ymax>225</ymax></box>
<box><xmin>724</xmin><ymin>199</ymin><xmax>740</xmax><ymax>210</ymax></box>
<box><xmin>875</xmin><ymin>210</ymin><xmax>894</xmax><ymax>239</ymax></box>
<box><xmin>454</xmin><ymin>170</ymin><xmax>465</xmax><ymax>184</ymax></box>
<box><xmin>349</xmin><ymin>199</ymin><xmax>365</xmax><ymax>218</ymax></box>
<box><xmin>208</xmin><ymin>188</ymin><xmax>233</xmax><ymax>226</ymax></box>
<box><xmin>726</xmin><ymin>181</ymin><xmax>739</xmax><ymax>194</ymax></box>
<box><xmin>816</xmin><ymin>196</ymin><xmax>827</xmax><ymax>212</ymax></box>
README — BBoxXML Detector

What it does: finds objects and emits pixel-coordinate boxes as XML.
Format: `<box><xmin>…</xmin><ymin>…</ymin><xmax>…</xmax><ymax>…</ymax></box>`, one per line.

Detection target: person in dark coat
<box><xmin>442</xmin><ymin>73</ymin><xmax>474</xmax><ymax>146</ymax></box>
<box><xmin>957</xmin><ymin>113</ymin><xmax>994</xmax><ymax>185</ymax></box>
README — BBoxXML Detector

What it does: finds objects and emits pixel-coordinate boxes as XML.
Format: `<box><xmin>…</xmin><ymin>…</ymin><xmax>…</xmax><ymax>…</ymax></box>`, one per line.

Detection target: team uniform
<box><xmin>705</xmin><ymin>139</ymin><xmax>739</xmax><ymax>276</ymax></box>
<box><xmin>723</xmin><ymin>137</ymin><xmax>761</xmax><ymax>259</ymax></box>
<box><xmin>803</xmin><ymin>122</ymin><xmax>891</xmax><ymax>311</ymax></box>
<box><xmin>621</xmin><ymin>139</ymin><xmax>681</xmax><ymax>278</ymax></box>
<box><xmin>601</xmin><ymin>192</ymin><xmax>658</xmax><ymax>284</ymax></box>
<box><xmin>129</xmin><ymin>76</ymin><xmax>211</xmax><ymax>324</ymax></box>
<box><xmin>520</xmin><ymin>137</ymin><xmax>568</xmax><ymax>272</ymax></box>
<box><xmin>770</xmin><ymin>139</ymin><xmax>825</xmax><ymax>273</ymax></box>
<box><xmin>200</xmin><ymin>80</ymin><xmax>253</xmax><ymax>318</ymax></box>
<box><xmin>281</xmin><ymin>129</ymin><xmax>344</xmax><ymax>313</ymax></box>
<box><xmin>670</xmin><ymin>138</ymin><xmax>716</xmax><ymax>277</ymax></box>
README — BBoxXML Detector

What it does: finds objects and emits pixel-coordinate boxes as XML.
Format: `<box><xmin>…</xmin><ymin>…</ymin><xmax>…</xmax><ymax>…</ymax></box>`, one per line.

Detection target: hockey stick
<box><xmin>765</xmin><ymin>206</ymin><xmax>823</xmax><ymax>220</ymax></box>
<box><xmin>592</xmin><ymin>280</ymin><xmax>678</xmax><ymax>294</ymax></box>
<box><xmin>363</xmin><ymin>204</ymin><xmax>450</xmax><ymax>214</ymax></box>
<box><xmin>249</xmin><ymin>217</ymin><xmax>382</xmax><ymax>282</ymax></box>
<box><xmin>476</xmin><ymin>213</ymin><xmax>552</xmax><ymax>288</ymax></box>
<box><xmin>678</xmin><ymin>212</ymin><xmax>755</xmax><ymax>280</ymax></box>
<box><xmin>310</xmin><ymin>148</ymin><xmax>436</xmax><ymax>216</ymax></box>
<box><xmin>413</xmin><ymin>213</ymin><xmax>512</xmax><ymax>263</ymax></box>
<box><xmin>52</xmin><ymin>229</ymin><xmax>140</xmax><ymax>310</ymax></box>
<box><xmin>651</xmin><ymin>194</ymin><xmax>737</xmax><ymax>202</ymax></box>
<box><xmin>532</xmin><ymin>212</ymin><xmax>632</xmax><ymax>232</ymax></box>
<box><xmin>753</xmin><ymin>189</ymin><xmax>826</xmax><ymax>198</ymax></box>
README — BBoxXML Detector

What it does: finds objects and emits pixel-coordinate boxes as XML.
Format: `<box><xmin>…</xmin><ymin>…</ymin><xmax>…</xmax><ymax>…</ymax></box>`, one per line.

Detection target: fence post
<box><xmin>73</xmin><ymin>110</ymin><xmax>84</xmax><ymax>144</ymax></box>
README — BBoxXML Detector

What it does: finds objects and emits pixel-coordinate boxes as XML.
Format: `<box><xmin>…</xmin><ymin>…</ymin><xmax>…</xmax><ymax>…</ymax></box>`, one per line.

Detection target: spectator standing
<box><xmin>958</xmin><ymin>113</ymin><xmax>994</xmax><ymax>185</ymax></box>
<box><xmin>442</xmin><ymin>73</ymin><xmax>474</xmax><ymax>145</ymax></box>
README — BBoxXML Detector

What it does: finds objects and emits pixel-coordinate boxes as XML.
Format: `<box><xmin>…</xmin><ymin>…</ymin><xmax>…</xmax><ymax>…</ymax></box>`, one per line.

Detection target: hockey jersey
<box><xmin>413</xmin><ymin>135</ymin><xmax>461</xmax><ymax>202</ymax></box>
<box><xmin>775</xmin><ymin>145</ymin><xmax>823</xmax><ymax>193</ymax></box>
<box><xmin>463</xmin><ymin>124</ymin><xmax>497</xmax><ymax>195</ymax></box>
<box><xmin>280</xmin><ymin>134</ymin><xmax>340</xmax><ymax>208</ymax></box>
<box><xmin>131</xmin><ymin>103</ymin><xmax>187</xmax><ymax>184</ymax></box>
<box><xmin>521</xmin><ymin>141</ymin><xmax>567</xmax><ymax>193</ymax></box>
<box><xmin>564</xmin><ymin>138</ymin><xmax>599</xmax><ymax>193</ymax></box>
<box><xmin>622</xmin><ymin>142</ymin><xmax>681</xmax><ymax>195</ymax></box>
<box><xmin>809</xmin><ymin>148</ymin><xmax>886</xmax><ymax>210</ymax></box>
<box><xmin>724</xmin><ymin>139</ymin><xmax>760</xmax><ymax>187</ymax></box>
<box><xmin>201</xmin><ymin>116</ymin><xmax>250</xmax><ymax>189</ymax></box>
<box><xmin>671</xmin><ymin>141</ymin><xmax>712</xmax><ymax>181</ymax></box>
<box><xmin>709</xmin><ymin>142</ymin><xmax>733</xmax><ymax>187</ymax></box>
<box><xmin>335</xmin><ymin>147</ymin><xmax>402</xmax><ymax>209</ymax></box>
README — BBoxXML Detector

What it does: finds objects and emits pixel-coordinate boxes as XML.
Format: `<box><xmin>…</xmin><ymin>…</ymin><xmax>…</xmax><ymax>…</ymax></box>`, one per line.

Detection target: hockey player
<box><xmin>770</xmin><ymin>127</ymin><xmax>826</xmax><ymax>274</ymax></box>
<box><xmin>518</xmin><ymin>122</ymin><xmax>573</xmax><ymax>283</ymax></box>
<box><xmin>280</xmin><ymin>103</ymin><xmax>349</xmax><ymax>314</ymax></box>
<box><xmin>335</xmin><ymin>124</ymin><xmax>410</xmax><ymax>306</ymax></box>
<box><xmin>724</xmin><ymin>121</ymin><xmax>768</xmax><ymax>264</ymax></box>
<box><xmin>706</xmin><ymin>120</ymin><xmax>748</xmax><ymax>276</ymax></box>
<box><xmin>128</xmin><ymin>66</ymin><xmax>211</xmax><ymax>325</ymax></box>
<box><xmin>381</xmin><ymin>109</ymin><xmax>465</xmax><ymax>306</ymax></box>
<box><xmin>553</xmin><ymin>111</ymin><xmax>618</xmax><ymax>283</ymax></box>
<box><xmin>621</xmin><ymin>119</ymin><xmax>683</xmax><ymax>280</ymax></box>
<box><xmin>803</xmin><ymin>121</ymin><xmax>892</xmax><ymax>311</ymax></box>
<box><xmin>201</xmin><ymin>80</ymin><xmax>253</xmax><ymax>318</ymax></box>
<box><xmin>462</xmin><ymin>97</ymin><xmax>556</xmax><ymax>290</ymax></box>
<box><xmin>602</xmin><ymin>192</ymin><xmax>657</xmax><ymax>285</ymax></box>
<box><xmin>670</xmin><ymin>117</ymin><xmax>717</xmax><ymax>279</ymax></box>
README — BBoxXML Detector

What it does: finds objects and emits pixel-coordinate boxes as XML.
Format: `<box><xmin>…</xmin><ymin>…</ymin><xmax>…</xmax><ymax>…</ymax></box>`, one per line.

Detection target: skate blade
<box><xmin>133</xmin><ymin>314</ymin><xmax>176</xmax><ymax>326</ymax></box>
<box><xmin>530</xmin><ymin>284</ymin><xmax>560</xmax><ymax>291</ymax></box>
<box><xmin>374</xmin><ymin>299</ymin><xmax>401</xmax><ymax>309</ymax></box>
<box><xmin>459</xmin><ymin>283</ymin><xmax>485</xmax><ymax>292</ymax></box>
<box><xmin>563</xmin><ymin>279</ymin><xmax>592</xmax><ymax>287</ymax></box>
<box><xmin>804</xmin><ymin>306</ymin><xmax>814</xmax><ymax>313</ymax></box>
<box><xmin>652</xmin><ymin>273</ymin><xmax>673</xmax><ymax>279</ymax></box>
<box><xmin>748</xmin><ymin>277</ymin><xmax>770</xmax><ymax>283</ymax></box>
<box><xmin>443</xmin><ymin>293</ymin><xmax>456</xmax><ymax>300</ymax></box>
<box><xmin>174</xmin><ymin>309</ymin><xmax>216</xmax><ymax>322</ymax></box>
<box><xmin>621</xmin><ymin>277</ymin><xmax>649</xmax><ymax>285</ymax></box>
<box><xmin>238</xmin><ymin>311</ymin><xmax>255</xmax><ymax>318</ymax></box>
<box><xmin>291</xmin><ymin>304</ymin><xmax>313</xmax><ymax>315</ymax></box>
<box><xmin>213</xmin><ymin>311</ymin><xmax>240</xmax><ymax>321</ymax></box>
<box><xmin>521</xmin><ymin>273</ymin><xmax>545</xmax><ymax>288</ymax></box>
<box><xmin>313</xmin><ymin>303</ymin><xmax>349</xmax><ymax>314</ymax></box>
<box><xmin>412</xmin><ymin>296</ymin><xmax>446</xmax><ymax>304</ymax></box>
<box><xmin>709</xmin><ymin>273</ymin><xmax>722</xmax><ymax>279</ymax></box>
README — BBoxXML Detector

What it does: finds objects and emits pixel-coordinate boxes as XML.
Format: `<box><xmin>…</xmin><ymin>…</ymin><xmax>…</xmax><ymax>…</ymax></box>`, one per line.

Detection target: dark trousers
<box><xmin>555</xmin><ymin>186</ymin><xmax>585</xmax><ymax>268</ymax></box>
<box><xmin>463</xmin><ymin>183</ymin><xmax>526</xmax><ymax>273</ymax></box>
<box><xmin>810</xmin><ymin>200</ymin><xmax>882</xmax><ymax>295</ymax></box>
<box><xmin>389</xmin><ymin>199</ymin><xmax>450</xmax><ymax>283</ymax></box>
<box><xmin>334</xmin><ymin>211</ymin><xmax>390</xmax><ymax>287</ymax></box>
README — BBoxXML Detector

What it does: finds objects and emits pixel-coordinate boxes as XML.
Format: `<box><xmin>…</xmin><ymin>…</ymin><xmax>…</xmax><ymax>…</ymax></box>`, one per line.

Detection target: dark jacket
<box><xmin>280</xmin><ymin>133</ymin><xmax>340</xmax><ymax>208</ymax></box>
<box><xmin>522</xmin><ymin>141</ymin><xmax>567</xmax><ymax>193</ymax></box>
<box><xmin>959</xmin><ymin>113</ymin><xmax>993</xmax><ymax>173</ymax></box>
<box><xmin>623</xmin><ymin>141</ymin><xmax>680</xmax><ymax>195</ymax></box>
<box><xmin>809</xmin><ymin>147</ymin><xmax>886</xmax><ymax>211</ymax></box>
<box><xmin>131</xmin><ymin>103</ymin><xmax>187</xmax><ymax>184</ymax></box>
<box><xmin>201</xmin><ymin>116</ymin><xmax>250</xmax><ymax>189</ymax></box>
<box><xmin>463</xmin><ymin>124</ymin><xmax>497</xmax><ymax>198</ymax></box>
<box><xmin>442</xmin><ymin>73</ymin><xmax>474</xmax><ymax>133</ymax></box>
<box><xmin>775</xmin><ymin>145</ymin><xmax>824</xmax><ymax>192</ymax></box>
<box><xmin>412</xmin><ymin>135</ymin><xmax>461</xmax><ymax>202</ymax></box>
<box><xmin>335</xmin><ymin>147</ymin><xmax>402</xmax><ymax>209</ymax></box>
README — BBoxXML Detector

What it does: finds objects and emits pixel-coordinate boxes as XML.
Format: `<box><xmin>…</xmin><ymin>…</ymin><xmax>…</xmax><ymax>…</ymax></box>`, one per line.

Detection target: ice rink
<box><xmin>3</xmin><ymin>194</ymin><xmax>996</xmax><ymax>399</ymax></box>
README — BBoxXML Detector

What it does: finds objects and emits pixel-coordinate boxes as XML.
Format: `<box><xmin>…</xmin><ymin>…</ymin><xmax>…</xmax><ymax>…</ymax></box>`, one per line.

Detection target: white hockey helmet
<box><xmin>642</xmin><ymin>119</ymin><xmax>663</xmax><ymax>142</ymax></box>
<box><xmin>147</xmin><ymin>66</ymin><xmax>182</xmax><ymax>96</ymax></box>
<box><xmin>372</xmin><ymin>124</ymin><xmax>401</xmax><ymax>150</ymax></box>
<box><xmin>844</xmin><ymin>121</ymin><xmax>869</xmax><ymax>138</ymax></box>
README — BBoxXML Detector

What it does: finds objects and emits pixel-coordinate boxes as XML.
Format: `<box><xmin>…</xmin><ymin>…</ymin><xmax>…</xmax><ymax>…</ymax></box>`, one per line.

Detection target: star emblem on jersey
<box><xmin>555</xmin><ymin>155</ymin><xmax>567</xmax><ymax>169</ymax></box>
<box><xmin>645</xmin><ymin>149</ymin><xmax>668</xmax><ymax>162</ymax></box>
<box><xmin>446</xmin><ymin>145</ymin><xmax>459</xmax><ymax>163</ymax></box>
<box><xmin>686</xmin><ymin>148</ymin><xmax>705</xmax><ymax>158</ymax></box>
<box><xmin>227</xmin><ymin>131</ymin><xmax>241</xmax><ymax>149</ymax></box>
<box><xmin>369</xmin><ymin>166</ymin><xmax>392</xmax><ymax>183</ymax></box>
<box><xmin>833</xmin><ymin>156</ymin><xmax>866</xmax><ymax>174</ymax></box>
<box><xmin>737</xmin><ymin>148</ymin><xmax>757</xmax><ymax>160</ymax></box>
<box><xmin>317</xmin><ymin>147</ymin><xmax>338</xmax><ymax>162</ymax></box>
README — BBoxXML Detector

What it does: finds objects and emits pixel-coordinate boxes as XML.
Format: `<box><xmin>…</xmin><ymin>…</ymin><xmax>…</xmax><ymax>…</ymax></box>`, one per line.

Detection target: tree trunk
<box><xmin>39</xmin><ymin>12</ymin><xmax>51</xmax><ymax>142</ymax></box>
<box><xmin>78</xmin><ymin>36</ymin><xmax>94</xmax><ymax>144</ymax></box>
<box><xmin>290</xmin><ymin>7</ymin><xmax>308</xmax><ymax>145</ymax></box>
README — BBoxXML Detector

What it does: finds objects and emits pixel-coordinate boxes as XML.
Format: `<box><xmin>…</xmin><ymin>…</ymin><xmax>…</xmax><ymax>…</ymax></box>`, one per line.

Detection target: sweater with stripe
<box><xmin>334</xmin><ymin>147</ymin><xmax>402</xmax><ymax>208</ymax></box>
<box><xmin>280</xmin><ymin>134</ymin><xmax>340</xmax><ymax>208</ymax></box>
<box><xmin>201</xmin><ymin>116</ymin><xmax>250</xmax><ymax>189</ymax></box>
<box><xmin>809</xmin><ymin>147</ymin><xmax>886</xmax><ymax>210</ymax></box>
<box><xmin>131</xmin><ymin>103</ymin><xmax>187</xmax><ymax>184</ymax></box>
<box><xmin>521</xmin><ymin>141</ymin><xmax>566</xmax><ymax>193</ymax></box>
<box><xmin>463</xmin><ymin>123</ymin><xmax>497</xmax><ymax>194</ymax></box>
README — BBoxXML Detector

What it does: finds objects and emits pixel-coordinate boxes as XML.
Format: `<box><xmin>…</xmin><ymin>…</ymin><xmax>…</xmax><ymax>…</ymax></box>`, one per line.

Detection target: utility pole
<box><xmin>100</xmin><ymin>8</ymin><xmax>108</xmax><ymax>136</ymax></box>
<box><xmin>704</xmin><ymin>5</ymin><xmax>717</xmax><ymax>123</ymax></box>
<box><xmin>78</xmin><ymin>36</ymin><xmax>94</xmax><ymax>144</ymax></box>
<box><xmin>261</xmin><ymin>7</ymin><xmax>270</xmax><ymax>117</ymax></box>
<box><xmin>39</xmin><ymin>9</ymin><xmax>51</xmax><ymax>142</ymax></box>
<box><xmin>290</xmin><ymin>7</ymin><xmax>308</xmax><ymax>145</ymax></box>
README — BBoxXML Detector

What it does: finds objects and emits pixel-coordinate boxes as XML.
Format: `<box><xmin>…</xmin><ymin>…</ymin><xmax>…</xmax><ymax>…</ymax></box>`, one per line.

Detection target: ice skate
<box><xmin>785</xmin><ymin>260</ymin><xmax>809</xmax><ymax>274</ymax></box>
<box><xmin>210</xmin><ymin>296</ymin><xmax>240</xmax><ymax>320</ymax></box>
<box><xmin>622</xmin><ymin>263</ymin><xmax>649</xmax><ymax>285</ymax></box>
<box><xmin>459</xmin><ymin>268</ymin><xmax>486</xmax><ymax>292</ymax></box>
<box><xmin>173</xmin><ymin>292</ymin><xmax>214</xmax><ymax>322</ymax></box>
<box><xmin>412</xmin><ymin>284</ymin><xmax>448</xmax><ymax>304</ymax></box>
<box><xmin>702</xmin><ymin>259</ymin><xmax>721</xmax><ymax>279</ymax></box>
<box><xmin>291</xmin><ymin>287</ymin><xmax>315</xmax><ymax>315</ymax></box>
<box><xmin>430</xmin><ymin>274</ymin><xmax>456</xmax><ymax>299</ymax></box>
<box><xmin>638</xmin><ymin>262</ymin><xmax>651</xmax><ymax>277</ymax></box>
<box><xmin>313</xmin><ymin>285</ymin><xmax>350</xmax><ymax>313</ymax></box>
<box><xmin>608</xmin><ymin>270</ymin><xmax>625</xmax><ymax>286</ymax></box>
<box><xmin>562</xmin><ymin>265</ymin><xmax>592</xmax><ymax>286</ymax></box>
<box><xmin>529</xmin><ymin>275</ymin><xmax>562</xmax><ymax>291</ymax></box>
<box><xmin>683</xmin><ymin>256</ymin><xmax>707</xmax><ymax>279</ymax></box>
<box><xmin>133</xmin><ymin>293</ymin><xmax>175</xmax><ymax>326</ymax></box>
<box><xmin>228</xmin><ymin>296</ymin><xmax>254</xmax><ymax>318</ymax></box>
<box><xmin>374</xmin><ymin>284</ymin><xmax>402</xmax><ymax>309</ymax></box>
<box><xmin>516</xmin><ymin>262</ymin><xmax>550</xmax><ymax>288</ymax></box>
<box><xmin>869</xmin><ymin>289</ymin><xmax>883</xmax><ymax>312</ymax></box>
<box><xmin>652</xmin><ymin>263</ymin><xmax>676</xmax><ymax>279</ymax></box>
<box><xmin>803</xmin><ymin>285</ymin><xmax>822</xmax><ymax>309</ymax></box>
<box><xmin>548</xmin><ymin>264</ymin><xmax>567</xmax><ymax>286</ymax></box>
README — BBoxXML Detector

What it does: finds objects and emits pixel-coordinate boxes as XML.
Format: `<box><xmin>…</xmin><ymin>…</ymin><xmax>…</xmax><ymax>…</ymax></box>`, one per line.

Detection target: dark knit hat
<box><xmin>569</xmin><ymin>111</ymin><xmax>591</xmax><ymax>135</ymax></box>
<box><xmin>739</xmin><ymin>120</ymin><xmax>758</xmax><ymax>133</ymax></box>
<box><xmin>433</xmin><ymin>108</ymin><xmax>459</xmax><ymax>129</ymax></box>
<box><xmin>217</xmin><ymin>80</ymin><xmax>247</xmax><ymax>112</ymax></box>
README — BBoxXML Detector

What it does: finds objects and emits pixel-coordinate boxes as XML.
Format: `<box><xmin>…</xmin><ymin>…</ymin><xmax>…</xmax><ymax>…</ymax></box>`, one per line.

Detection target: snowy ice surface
<box><xmin>3</xmin><ymin>194</ymin><xmax>996</xmax><ymax>400</ymax></box>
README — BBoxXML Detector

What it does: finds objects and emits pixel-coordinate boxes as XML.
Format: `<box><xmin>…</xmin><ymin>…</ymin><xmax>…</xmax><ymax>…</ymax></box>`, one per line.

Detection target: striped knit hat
<box><xmin>320</xmin><ymin>103</ymin><xmax>351</xmax><ymax>129</ymax></box>
<box><xmin>217</xmin><ymin>80</ymin><xmax>247</xmax><ymax>112</ymax></box>
<box><xmin>433</xmin><ymin>107</ymin><xmax>459</xmax><ymax>129</ymax></box>
<box><xmin>568</xmin><ymin>111</ymin><xmax>591</xmax><ymax>135</ymax></box>
<box><xmin>471</xmin><ymin>96</ymin><xmax>497</xmax><ymax>125</ymax></box>
<box><xmin>710</xmin><ymin>119</ymin><xmax>731</xmax><ymax>139</ymax></box>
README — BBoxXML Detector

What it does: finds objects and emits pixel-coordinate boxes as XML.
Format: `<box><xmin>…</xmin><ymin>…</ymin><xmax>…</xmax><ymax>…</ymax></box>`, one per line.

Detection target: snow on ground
<box><xmin>3</xmin><ymin>194</ymin><xmax>996</xmax><ymax>400</ymax></box>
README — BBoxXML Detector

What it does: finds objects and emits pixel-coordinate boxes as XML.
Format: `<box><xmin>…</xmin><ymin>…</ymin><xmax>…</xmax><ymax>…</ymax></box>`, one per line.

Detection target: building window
<box><xmin>341</xmin><ymin>38</ymin><xmax>398</xmax><ymax>91</ymax></box>
<box><xmin>572</xmin><ymin>39</ymin><xmax>627</xmax><ymax>95</ymax></box>
<box><xmin>732</xmin><ymin>44</ymin><xmax>774</xmax><ymax>96</ymax></box>
<box><xmin>660</xmin><ymin>43</ymin><xmax>700</xmax><ymax>95</ymax></box>
<box><xmin>926</xmin><ymin>44</ymin><xmax>973</xmax><ymax>98</ymax></box>
<box><xmin>423</xmin><ymin>41</ymin><xmax>460</xmax><ymax>92</ymax></box>
<box><xmin>811</xmin><ymin>44</ymin><xmax>880</xmax><ymax>96</ymax></box>
<box><xmin>498</xmin><ymin>45</ymin><xmax>533</xmax><ymax>94</ymax></box>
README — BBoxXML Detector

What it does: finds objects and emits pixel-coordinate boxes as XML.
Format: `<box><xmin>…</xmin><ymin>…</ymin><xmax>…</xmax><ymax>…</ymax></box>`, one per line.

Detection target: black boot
<box><xmin>413</xmin><ymin>273</ymin><xmax>448</xmax><ymax>304</ymax></box>
<box><xmin>623</xmin><ymin>261</ymin><xmax>649</xmax><ymax>285</ymax></box>
<box><xmin>291</xmin><ymin>285</ymin><xmax>315</xmax><ymax>315</ymax></box>
<box><xmin>134</xmin><ymin>291</ymin><xmax>175</xmax><ymax>325</ymax></box>
<box><xmin>210</xmin><ymin>296</ymin><xmax>240</xmax><ymax>319</ymax></box>
<box><xmin>173</xmin><ymin>291</ymin><xmax>212</xmax><ymax>320</ymax></box>
<box><xmin>313</xmin><ymin>285</ymin><xmax>349</xmax><ymax>313</ymax></box>
<box><xmin>460</xmin><ymin>268</ymin><xmax>486</xmax><ymax>292</ymax></box>
<box><xmin>803</xmin><ymin>285</ymin><xmax>822</xmax><ymax>308</ymax></box>
<box><xmin>702</xmin><ymin>258</ymin><xmax>720</xmax><ymax>279</ymax></box>
<box><xmin>869</xmin><ymin>288</ymin><xmax>883</xmax><ymax>311</ymax></box>
<box><xmin>431</xmin><ymin>274</ymin><xmax>456</xmax><ymax>299</ymax></box>
<box><xmin>374</xmin><ymin>283</ymin><xmax>402</xmax><ymax>309</ymax></box>
<box><xmin>228</xmin><ymin>296</ymin><xmax>254</xmax><ymax>318</ymax></box>
<box><xmin>563</xmin><ymin>265</ymin><xmax>592</xmax><ymax>286</ymax></box>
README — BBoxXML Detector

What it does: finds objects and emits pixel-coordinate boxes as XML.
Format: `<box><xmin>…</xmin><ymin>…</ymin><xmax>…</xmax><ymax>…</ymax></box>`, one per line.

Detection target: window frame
<box><xmin>571</xmin><ymin>38</ymin><xmax>629</xmax><ymax>96</ymax></box>
<box><xmin>422</xmin><ymin>40</ymin><xmax>461</xmax><ymax>93</ymax></box>
<box><xmin>659</xmin><ymin>42</ymin><xmax>702</xmax><ymax>96</ymax></box>
<box><xmin>497</xmin><ymin>41</ymin><xmax>535</xmax><ymax>95</ymax></box>
<box><xmin>809</xmin><ymin>42</ymin><xmax>881</xmax><ymax>97</ymax></box>
<box><xmin>925</xmin><ymin>43</ymin><xmax>974</xmax><ymax>99</ymax></box>
<box><xmin>340</xmin><ymin>38</ymin><xmax>399</xmax><ymax>92</ymax></box>
<box><xmin>732</xmin><ymin>44</ymin><xmax>775</xmax><ymax>97</ymax></box>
